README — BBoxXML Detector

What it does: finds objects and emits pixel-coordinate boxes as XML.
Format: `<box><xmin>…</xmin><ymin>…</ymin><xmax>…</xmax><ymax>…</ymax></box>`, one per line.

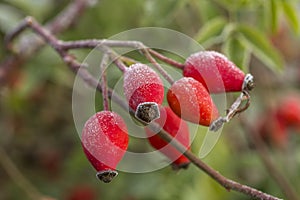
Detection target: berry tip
<box><xmin>242</xmin><ymin>74</ymin><xmax>255</xmax><ymax>91</ymax></box>
<box><xmin>135</xmin><ymin>102</ymin><xmax>160</xmax><ymax>124</ymax></box>
<box><xmin>96</xmin><ymin>170</ymin><xmax>118</xmax><ymax>183</ymax></box>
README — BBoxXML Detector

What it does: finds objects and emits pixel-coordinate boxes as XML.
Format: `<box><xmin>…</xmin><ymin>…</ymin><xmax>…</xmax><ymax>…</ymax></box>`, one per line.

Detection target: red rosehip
<box><xmin>81</xmin><ymin>111</ymin><xmax>129</xmax><ymax>183</ymax></box>
<box><xmin>183</xmin><ymin>51</ymin><xmax>245</xmax><ymax>93</ymax></box>
<box><xmin>167</xmin><ymin>77</ymin><xmax>219</xmax><ymax>126</ymax></box>
<box><xmin>258</xmin><ymin>110</ymin><xmax>288</xmax><ymax>148</ymax></box>
<box><xmin>276</xmin><ymin>95</ymin><xmax>300</xmax><ymax>128</ymax></box>
<box><xmin>123</xmin><ymin>63</ymin><xmax>164</xmax><ymax>123</ymax></box>
<box><xmin>145</xmin><ymin>106</ymin><xmax>190</xmax><ymax>169</ymax></box>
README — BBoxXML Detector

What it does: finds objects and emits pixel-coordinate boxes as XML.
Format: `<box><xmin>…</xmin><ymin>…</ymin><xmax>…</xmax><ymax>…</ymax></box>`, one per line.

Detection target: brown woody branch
<box><xmin>0</xmin><ymin>0</ymin><xmax>90</xmax><ymax>85</ymax></box>
<box><xmin>3</xmin><ymin>17</ymin><xmax>283</xmax><ymax>200</ymax></box>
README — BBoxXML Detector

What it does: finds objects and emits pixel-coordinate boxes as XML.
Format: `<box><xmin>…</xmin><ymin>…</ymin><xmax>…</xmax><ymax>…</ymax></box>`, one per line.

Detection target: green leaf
<box><xmin>195</xmin><ymin>1</ymin><xmax>222</xmax><ymax>22</ymax></box>
<box><xmin>265</xmin><ymin>0</ymin><xmax>279</xmax><ymax>32</ymax></box>
<box><xmin>222</xmin><ymin>36</ymin><xmax>251</xmax><ymax>72</ymax></box>
<box><xmin>237</xmin><ymin>25</ymin><xmax>284</xmax><ymax>72</ymax></box>
<box><xmin>195</xmin><ymin>17</ymin><xmax>227</xmax><ymax>47</ymax></box>
<box><xmin>281</xmin><ymin>0</ymin><xmax>299</xmax><ymax>34</ymax></box>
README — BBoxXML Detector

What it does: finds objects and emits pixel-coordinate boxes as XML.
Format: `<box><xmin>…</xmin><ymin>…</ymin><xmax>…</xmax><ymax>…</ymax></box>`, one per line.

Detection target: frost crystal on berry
<box><xmin>81</xmin><ymin>111</ymin><xmax>129</xmax><ymax>183</ymax></box>
<box><xmin>184</xmin><ymin>51</ymin><xmax>245</xmax><ymax>93</ymax></box>
<box><xmin>123</xmin><ymin>63</ymin><xmax>164</xmax><ymax>123</ymax></box>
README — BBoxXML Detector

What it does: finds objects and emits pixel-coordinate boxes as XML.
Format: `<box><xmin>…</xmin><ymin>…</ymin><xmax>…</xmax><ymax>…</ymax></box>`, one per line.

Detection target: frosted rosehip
<box><xmin>184</xmin><ymin>51</ymin><xmax>245</xmax><ymax>93</ymax></box>
<box><xmin>145</xmin><ymin>106</ymin><xmax>190</xmax><ymax>169</ymax></box>
<box><xmin>258</xmin><ymin>109</ymin><xmax>288</xmax><ymax>148</ymax></box>
<box><xmin>123</xmin><ymin>63</ymin><xmax>164</xmax><ymax>123</ymax></box>
<box><xmin>276</xmin><ymin>95</ymin><xmax>300</xmax><ymax>127</ymax></box>
<box><xmin>167</xmin><ymin>77</ymin><xmax>219</xmax><ymax>126</ymax></box>
<box><xmin>81</xmin><ymin>111</ymin><xmax>129</xmax><ymax>183</ymax></box>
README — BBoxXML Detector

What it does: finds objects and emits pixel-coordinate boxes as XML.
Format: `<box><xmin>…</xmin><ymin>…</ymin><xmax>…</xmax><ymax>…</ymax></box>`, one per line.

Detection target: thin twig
<box><xmin>99</xmin><ymin>54</ymin><xmax>110</xmax><ymax>111</ymax></box>
<box><xmin>141</xmin><ymin>48</ymin><xmax>175</xmax><ymax>84</ymax></box>
<box><xmin>0</xmin><ymin>0</ymin><xmax>90</xmax><ymax>84</ymax></box>
<box><xmin>61</xmin><ymin>40</ymin><xmax>185</xmax><ymax>70</ymax></box>
<box><xmin>0</xmin><ymin>147</ymin><xmax>56</xmax><ymax>200</ymax></box>
<box><xmin>60</xmin><ymin>39</ymin><xmax>144</xmax><ymax>50</ymax></box>
<box><xmin>98</xmin><ymin>45</ymin><xmax>127</xmax><ymax>72</ymax></box>
<box><xmin>62</xmin><ymin>39</ymin><xmax>177</xmax><ymax>82</ymax></box>
<box><xmin>3</xmin><ymin>17</ymin><xmax>283</xmax><ymax>200</ymax></box>
<box><xmin>61</xmin><ymin>39</ymin><xmax>177</xmax><ymax>83</ymax></box>
<box><xmin>148</xmin><ymin>48</ymin><xmax>185</xmax><ymax>69</ymax></box>
<box><xmin>209</xmin><ymin>74</ymin><xmax>254</xmax><ymax>132</ymax></box>
<box><xmin>241</xmin><ymin>118</ymin><xmax>300</xmax><ymax>200</ymax></box>
<box><xmin>209</xmin><ymin>91</ymin><xmax>250</xmax><ymax>132</ymax></box>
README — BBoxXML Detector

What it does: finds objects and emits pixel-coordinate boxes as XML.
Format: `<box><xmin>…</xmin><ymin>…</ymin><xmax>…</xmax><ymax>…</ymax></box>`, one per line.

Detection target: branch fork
<box><xmin>3</xmin><ymin>16</ymin><xmax>282</xmax><ymax>200</ymax></box>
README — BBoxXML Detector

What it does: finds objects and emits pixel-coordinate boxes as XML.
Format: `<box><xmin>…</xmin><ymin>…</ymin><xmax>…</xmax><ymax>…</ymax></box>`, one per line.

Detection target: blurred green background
<box><xmin>1</xmin><ymin>0</ymin><xmax>300</xmax><ymax>199</ymax></box>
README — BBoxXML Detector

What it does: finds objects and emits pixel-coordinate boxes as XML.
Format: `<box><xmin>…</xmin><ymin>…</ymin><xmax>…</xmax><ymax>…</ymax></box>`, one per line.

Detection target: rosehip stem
<box><xmin>209</xmin><ymin>74</ymin><xmax>254</xmax><ymax>132</ymax></box>
<box><xmin>210</xmin><ymin>92</ymin><xmax>250</xmax><ymax>131</ymax></box>
<box><xmin>99</xmin><ymin>54</ymin><xmax>110</xmax><ymax>111</ymax></box>
<box><xmin>141</xmin><ymin>48</ymin><xmax>175</xmax><ymax>84</ymax></box>
<box><xmin>148</xmin><ymin>49</ymin><xmax>185</xmax><ymax>69</ymax></box>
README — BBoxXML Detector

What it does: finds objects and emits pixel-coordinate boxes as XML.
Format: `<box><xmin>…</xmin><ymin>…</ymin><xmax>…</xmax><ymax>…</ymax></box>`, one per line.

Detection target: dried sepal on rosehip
<box><xmin>184</xmin><ymin>51</ymin><xmax>253</xmax><ymax>93</ymax></box>
<box><xmin>167</xmin><ymin>77</ymin><xmax>219</xmax><ymax>126</ymax></box>
<box><xmin>123</xmin><ymin>63</ymin><xmax>164</xmax><ymax>123</ymax></box>
<box><xmin>81</xmin><ymin>111</ymin><xmax>129</xmax><ymax>183</ymax></box>
<box><xmin>145</xmin><ymin>106</ymin><xmax>190</xmax><ymax>169</ymax></box>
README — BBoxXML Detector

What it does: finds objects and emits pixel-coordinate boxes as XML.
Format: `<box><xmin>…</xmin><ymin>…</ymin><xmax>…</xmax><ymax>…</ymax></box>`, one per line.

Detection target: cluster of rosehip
<box><xmin>81</xmin><ymin>51</ymin><xmax>255</xmax><ymax>183</ymax></box>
